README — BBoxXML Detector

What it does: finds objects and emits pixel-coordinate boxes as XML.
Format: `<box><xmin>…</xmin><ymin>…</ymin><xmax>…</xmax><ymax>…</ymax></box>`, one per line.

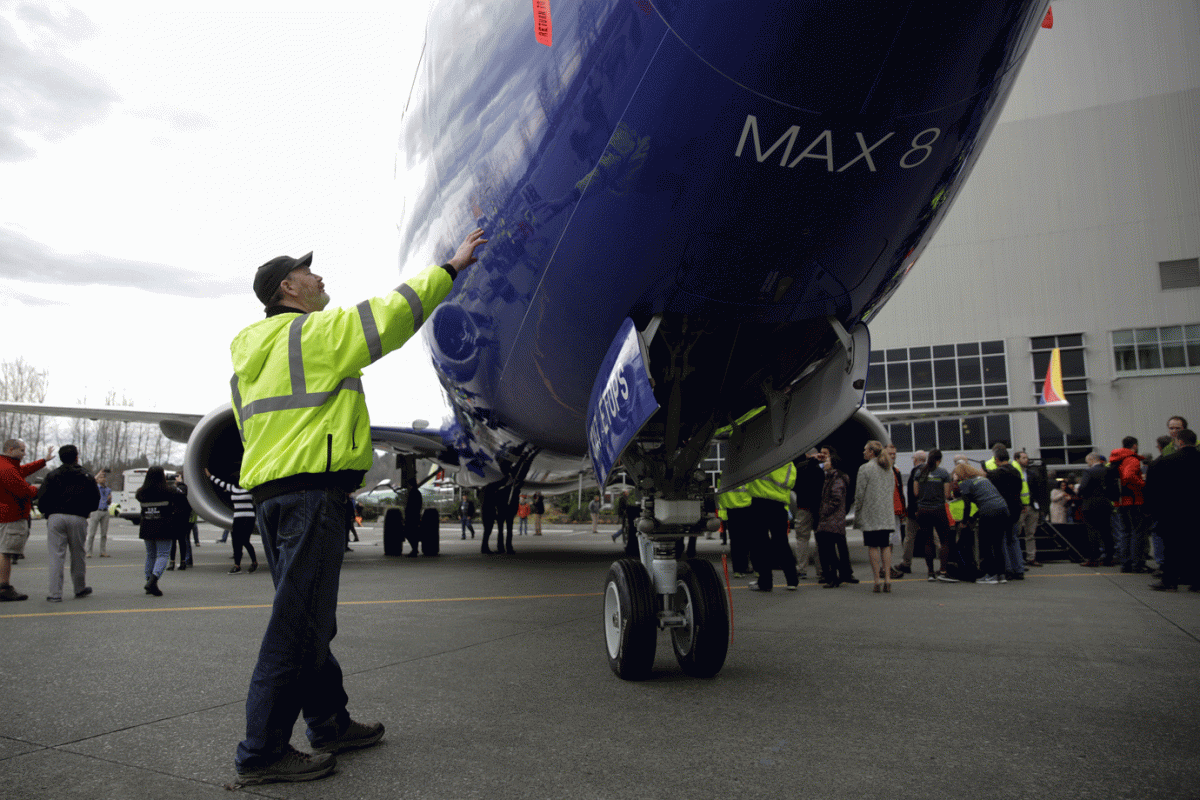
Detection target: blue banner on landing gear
<box><xmin>586</xmin><ymin>318</ymin><xmax>659</xmax><ymax>486</ymax></box>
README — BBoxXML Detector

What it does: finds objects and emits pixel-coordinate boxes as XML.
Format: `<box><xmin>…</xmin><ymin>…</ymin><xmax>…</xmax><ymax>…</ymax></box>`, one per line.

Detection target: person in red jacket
<box><xmin>1</xmin><ymin>439</ymin><xmax>55</xmax><ymax>601</ymax></box>
<box><xmin>1110</xmin><ymin>436</ymin><xmax>1150</xmax><ymax>573</ymax></box>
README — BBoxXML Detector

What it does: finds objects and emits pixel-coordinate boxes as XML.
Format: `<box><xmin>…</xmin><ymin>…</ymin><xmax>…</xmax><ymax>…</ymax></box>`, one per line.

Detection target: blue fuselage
<box><xmin>398</xmin><ymin>0</ymin><xmax>1049</xmax><ymax>485</ymax></box>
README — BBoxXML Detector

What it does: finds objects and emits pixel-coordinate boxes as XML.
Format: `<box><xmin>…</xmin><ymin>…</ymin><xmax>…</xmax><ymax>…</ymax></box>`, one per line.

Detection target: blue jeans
<box><xmin>236</xmin><ymin>488</ymin><xmax>351</xmax><ymax>772</ymax></box>
<box><xmin>518</xmin><ymin>517</ymin><xmax>528</xmax><ymax>535</ymax></box>
<box><xmin>461</xmin><ymin>516</ymin><xmax>474</xmax><ymax>538</ymax></box>
<box><xmin>1112</xmin><ymin>506</ymin><xmax>1148</xmax><ymax>568</ymax></box>
<box><xmin>1002</xmin><ymin>518</ymin><xmax>1025</xmax><ymax>575</ymax></box>
<box><xmin>144</xmin><ymin>539</ymin><xmax>171</xmax><ymax>579</ymax></box>
<box><xmin>1150</xmin><ymin>520</ymin><xmax>1165</xmax><ymax>566</ymax></box>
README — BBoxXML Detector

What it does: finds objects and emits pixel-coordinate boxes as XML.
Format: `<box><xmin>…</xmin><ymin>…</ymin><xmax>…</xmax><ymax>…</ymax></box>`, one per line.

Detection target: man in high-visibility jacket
<box><xmin>716</xmin><ymin>478</ymin><xmax>753</xmax><ymax>575</ymax></box>
<box><xmin>230</xmin><ymin>229</ymin><xmax>486</xmax><ymax>786</ymax></box>
<box><xmin>745</xmin><ymin>461</ymin><xmax>800</xmax><ymax>592</ymax></box>
<box><xmin>1013</xmin><ymin>451</ymin><xmax>1042</xmax><ymax>567</ymax></box>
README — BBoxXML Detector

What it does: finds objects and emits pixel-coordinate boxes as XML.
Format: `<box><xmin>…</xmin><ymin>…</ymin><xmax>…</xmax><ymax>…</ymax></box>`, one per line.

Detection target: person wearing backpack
<box><xmin>1109</xmin><ymin>437</ymin><xmax>1149</xmax><ymax>573</ymax></box>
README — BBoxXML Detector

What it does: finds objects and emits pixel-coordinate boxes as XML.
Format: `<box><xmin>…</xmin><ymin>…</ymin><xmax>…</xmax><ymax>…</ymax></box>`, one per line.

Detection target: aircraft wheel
<box><xmin>670</xmin><ymin>559</ymin><xmax>729</xmax><ymax>678</ymax></box>
<box><xmin>420</xmin><ymin>508</ymin><xmax>440</xmax><ymax>555</ymax></box>
<box><xmin>382</xmin><ymin>508</ymin><xmax>404</xmax><ymax>556</ymax></box>
<box><xmin>603</xmin><ymin>559</ymin><xmax>657</xmax><ymax>680</ymax></box>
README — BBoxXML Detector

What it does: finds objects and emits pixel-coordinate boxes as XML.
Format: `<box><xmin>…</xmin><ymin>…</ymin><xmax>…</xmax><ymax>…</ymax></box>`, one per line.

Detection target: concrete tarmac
<box><xmin>2</xmin><ymin>517</ymin><xmax>1198</xmax><ymax>800</ymax></box>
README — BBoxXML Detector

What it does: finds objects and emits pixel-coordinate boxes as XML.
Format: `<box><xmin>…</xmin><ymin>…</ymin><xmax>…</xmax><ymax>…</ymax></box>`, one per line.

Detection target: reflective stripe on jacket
<box><xmin>231</xmin><ymin>264</ymin><xmax>453</xmax><ymax>490</ymax></box>
<box><xmin>746</xmin><ymin>463</ymin><xmax>796</xmax><ymax>503</ymax></box>
<box><xmin>716</xmin><ymin>482</ymin><xmax>753</xmax><ymax>509</ymax></box>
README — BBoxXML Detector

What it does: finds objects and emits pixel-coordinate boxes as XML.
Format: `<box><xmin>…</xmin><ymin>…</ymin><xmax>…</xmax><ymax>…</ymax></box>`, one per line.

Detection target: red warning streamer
<box><xmin>533</xmin><ymin>0</ymin><xmax>553</xmax><ymax>46</ymax></box>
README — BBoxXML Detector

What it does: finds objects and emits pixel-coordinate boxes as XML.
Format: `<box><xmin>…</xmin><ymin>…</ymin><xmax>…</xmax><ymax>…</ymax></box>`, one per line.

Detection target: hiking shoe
<box><xmin>236</xmin><ymin>746</ymin><xmax>336</xmax><ymax>785</ymax></box>
<box><xmin>312</xmin><ymin>720</ymin><xmax>385</xmax><ymax>754</ymax></box>
<box><xmin>0</xmin><ymin>584</ymin><xmax>28</xmax><ymax>601</ymax></box>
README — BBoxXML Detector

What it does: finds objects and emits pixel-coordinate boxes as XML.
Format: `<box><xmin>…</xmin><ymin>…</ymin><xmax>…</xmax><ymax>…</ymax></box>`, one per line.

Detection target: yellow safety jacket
<box><xmin>231</xmin><ymin>264</ymin><xmax>453</xmax><ymax>492</ymax></box>
<box><xmin>948</xmin><ymin>497</ymin><xmax>965</xmax><ymax>522</ymax></box>
<box><xmin>716</xmin><ymin>480</ymin><xmax>753</xmax><ymax>510</ymax></box>
<box><xmin>745</xmin><ymin>462</ymin><xmax>796</xmax><ymax>504</ymax></box>
<box><xmin>1014</xmin><ymin>462</ymin><xmax>1032</xmax><ymax>505</ymax></box>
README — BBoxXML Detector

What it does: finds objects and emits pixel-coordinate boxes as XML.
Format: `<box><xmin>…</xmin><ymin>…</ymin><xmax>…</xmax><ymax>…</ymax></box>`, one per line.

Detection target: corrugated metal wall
<box><xmin>868</xmin><ymin>0</ymin><xmax>1200</xmax><ymax>457</ymax></box>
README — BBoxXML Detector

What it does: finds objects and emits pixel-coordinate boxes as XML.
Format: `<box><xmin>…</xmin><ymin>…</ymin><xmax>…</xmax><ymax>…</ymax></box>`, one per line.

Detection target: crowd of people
<box><xmin>0</xmin><ymin>440</ymin><xmax>277</xmax><ymax>603</ymax></box>
<box><xmin>717</xmin><ymin>414</ymin><xmax>1199</xmax><ymax>594</ymax></box>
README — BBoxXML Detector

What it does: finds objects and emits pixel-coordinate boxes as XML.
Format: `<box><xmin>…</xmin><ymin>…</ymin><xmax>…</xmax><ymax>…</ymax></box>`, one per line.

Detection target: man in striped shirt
<box><xmin>207</xmin><ymin>470</ymin><xmax>257</xmax><ymax>574</ymax></box>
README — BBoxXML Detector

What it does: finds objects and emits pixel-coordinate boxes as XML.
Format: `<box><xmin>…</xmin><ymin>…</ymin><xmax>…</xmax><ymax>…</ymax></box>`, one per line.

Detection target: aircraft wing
<box><xmin>0</xmin><ymin>401</ymin><xmax>203</xmax><ymax>443</ymax></box>
<box><xmin>368</xmin><ymin>423</ymin><xmax>463</xmax><ymax>471</ymax></box>
<box><xmin>0</xmin><ymin>400</ymin><xmax>475</xmax><ymax>528</ymax></box>
<box><xmin>870</xmin><ymin>404</ymin><xmax>1050</xmax><ymax>424</ymax></box>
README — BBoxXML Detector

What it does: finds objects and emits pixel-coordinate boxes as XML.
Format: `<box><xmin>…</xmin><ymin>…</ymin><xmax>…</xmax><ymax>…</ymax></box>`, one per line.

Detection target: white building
<box><xmin>865</xmin><ymin>1</ymin><xmax>1200</xmax><ymax>468</ymax></box>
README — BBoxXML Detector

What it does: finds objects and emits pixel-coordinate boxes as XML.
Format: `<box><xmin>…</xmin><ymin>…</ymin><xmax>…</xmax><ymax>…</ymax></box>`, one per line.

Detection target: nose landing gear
<box><xmin>603</xmin><ymin>546</ymin><xmax>729</xmax><ymax>681</ymax></box>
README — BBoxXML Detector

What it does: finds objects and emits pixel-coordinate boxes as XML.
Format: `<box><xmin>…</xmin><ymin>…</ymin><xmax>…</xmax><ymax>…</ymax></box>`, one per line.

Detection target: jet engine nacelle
<box><xmin>182</xmin><ymin>404</ymin><xmax>244</xmax><ymax>530</ymax></box>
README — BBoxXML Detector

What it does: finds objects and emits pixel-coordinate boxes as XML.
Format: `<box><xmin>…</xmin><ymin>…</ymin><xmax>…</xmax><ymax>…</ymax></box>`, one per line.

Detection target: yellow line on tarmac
<box><xmin>0</xmin><ymin>592</ymin><xmax>603</xmax><ymax>620</ymax></box>
<box><xmin>0</xmin><ymin>570</ymin><xmax>1125</xmax><ymax>619</ymax></box>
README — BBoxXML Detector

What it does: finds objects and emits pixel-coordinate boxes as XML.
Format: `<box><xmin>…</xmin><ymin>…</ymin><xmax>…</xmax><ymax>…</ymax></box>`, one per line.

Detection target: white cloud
<box><xmin>0</xmin><ymin>2</ymin><xmax>119</xmax><ymax>161</ymax></box>
<box><xmin>1</xmin><ymin>2</ymin><xmax>446</xmax><ymax>422</ymax></box>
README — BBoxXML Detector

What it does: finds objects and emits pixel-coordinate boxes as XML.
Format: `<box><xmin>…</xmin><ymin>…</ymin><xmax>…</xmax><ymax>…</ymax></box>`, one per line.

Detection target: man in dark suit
<box><xmin>1146</xmin><ymin>429</ymin><xmax>1200</xmax><ymax>591</ymax></box>
<box><xmin>987</xmin><ymin>447</ymin><xmax>1025</xmax><ymax>580</ymax></box>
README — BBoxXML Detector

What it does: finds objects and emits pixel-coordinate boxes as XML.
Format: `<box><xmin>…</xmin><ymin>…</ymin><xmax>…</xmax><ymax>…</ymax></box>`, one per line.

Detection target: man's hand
<box><xmin>448</xmin><ymin>228</ymin><xmax>488</xmax><ymax>274</ymax></box>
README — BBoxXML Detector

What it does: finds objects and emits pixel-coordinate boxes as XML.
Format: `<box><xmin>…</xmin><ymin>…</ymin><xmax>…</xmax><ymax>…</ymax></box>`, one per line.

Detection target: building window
<box><xmin>1160</xmin><ymin>258</ymin><xmax>1200</xmax><ymax>290</ymax></box>
<box><xmin>866</xmin><ymin>340</ymin><xmax>1011</xmax><ymax>454</ymax></box>
<box><xmin>1111</xmin><ymin>324</ymin><xmax>1200</xmax><ymax>376</ymax></box>
<box><xmin>1030</xmin><ymin>334</ymin><xmax>1093</xmax><ymax>465</ymax></box>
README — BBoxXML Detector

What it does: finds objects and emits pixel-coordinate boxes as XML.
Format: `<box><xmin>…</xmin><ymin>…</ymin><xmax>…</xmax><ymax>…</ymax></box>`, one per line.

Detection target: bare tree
<box><xmin>0</xmin><ymin>357</ymin><xmax>50</xmax><ymax>454</ymax></box>
<box><xmin>2</xmin><ymin>359</ymin><xmax>180</xmax><ymax>473</ymax></box>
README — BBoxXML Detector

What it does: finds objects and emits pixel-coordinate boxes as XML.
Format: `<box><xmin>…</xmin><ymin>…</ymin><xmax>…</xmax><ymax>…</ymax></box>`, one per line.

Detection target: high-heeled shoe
<box><xmin>883</xmin><ymin>583</ymin><xmax>892</xmax><ymax>593</ymax></box>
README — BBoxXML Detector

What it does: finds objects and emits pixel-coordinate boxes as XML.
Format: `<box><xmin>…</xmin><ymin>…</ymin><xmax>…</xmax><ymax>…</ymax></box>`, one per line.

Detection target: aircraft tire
<box><xmin>420</xmin><ymin>508</ymin><xmax>440</xmax><ymax>555</ymax></box>
<box><xmin>383</xmin><ymin>508</ymin><xmax>405</xmax><ymax>556</ymax></box>
<box><xmin>603</xmin><ymin>559</ymin><xmax>657</xmax><ymax>680</ymax></box>
<box><xmin>670</xmin><ymin>558</ymin><xmax>729</xmax><ymax>679</ymax></box>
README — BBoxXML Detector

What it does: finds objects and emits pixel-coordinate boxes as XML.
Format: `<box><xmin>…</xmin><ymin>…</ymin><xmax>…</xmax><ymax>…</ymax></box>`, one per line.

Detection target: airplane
<box><xmin>3</xmin><ymin>0</ymin><xmax>1056</xmax><ymax>680</ymax></box>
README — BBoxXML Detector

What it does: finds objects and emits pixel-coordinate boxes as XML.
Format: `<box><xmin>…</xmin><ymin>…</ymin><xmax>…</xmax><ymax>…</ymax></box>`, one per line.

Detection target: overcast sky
<box><xmin>1</xmin><ymin>0</ymin><xmax>448</xmax><ymax>426</ymax></box>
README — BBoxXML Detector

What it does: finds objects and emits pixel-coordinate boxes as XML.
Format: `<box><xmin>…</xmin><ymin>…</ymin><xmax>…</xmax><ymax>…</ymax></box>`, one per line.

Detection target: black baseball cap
<box><xmin>254</xmin><ymin>252</ymin><xmax>313</xmax><ymax>306</ymax></box>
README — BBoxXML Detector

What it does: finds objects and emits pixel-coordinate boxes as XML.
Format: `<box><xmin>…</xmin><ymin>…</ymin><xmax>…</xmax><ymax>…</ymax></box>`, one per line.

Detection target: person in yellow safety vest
<box><xmin>744</xmin><ymin>462</ymin><xmax>800</xmax><ymax>592</ymax></box>
<box><xmin>1013</xmin><ymin>451</ymin><xmax>1042</xmax><ymax>567</ymax></box>
<box><xmin>984</xmin><ymin>441</ymin><xmax>1004</xmax><ymax>473</ymax></box>
<box><xmin>716</xmin><ymin>477</ymin><xmax>753</xmax><ymax>576</ymax></box>
<box><xmin>229</xmin><ymin>228</ymin><xmax>487</xmax><ymax>786</ymax></box>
